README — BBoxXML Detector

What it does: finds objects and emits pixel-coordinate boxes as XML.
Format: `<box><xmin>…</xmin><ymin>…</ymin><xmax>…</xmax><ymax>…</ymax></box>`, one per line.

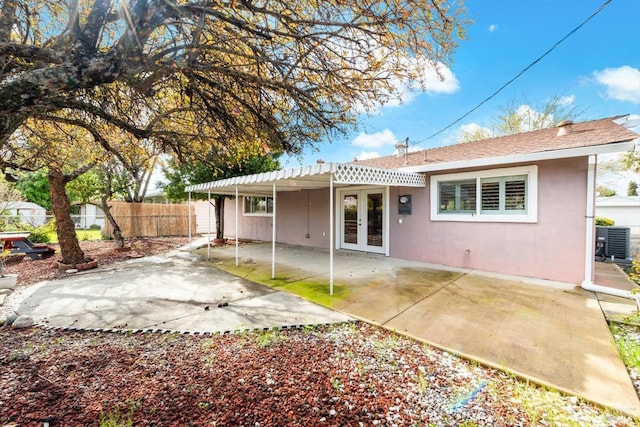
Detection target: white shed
<box><xmin>0</xmin><ymin>201</ymin><xmax>47</xmax><ymax>226</ymax></box>
<box><xmin>596</xmin><ymin>196</ymin><xmax>640</xmax><ymax>235</ymax></box>
<box><xmin>77</xmin><ymin>203</ymin><xmax>105</xmax><ymax>229</ymax></box>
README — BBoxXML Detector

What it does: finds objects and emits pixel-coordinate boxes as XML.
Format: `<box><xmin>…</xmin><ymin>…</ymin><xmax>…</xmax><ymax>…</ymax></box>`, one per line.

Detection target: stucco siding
<box><xmin>223</xmin><ymin>157</ymin><xmax>589</xmax><ymax>283</ymax></box>
<box><xmin>223</xmin><ymin>189</ymin><xmax>332</xmax><ymax>247</ymax></box>
<box><xmin>389</xmin><ymin>158</ymin><xmax>587</xmax><ymax>283</ymax></box>
<box><xmin>223</xmin><ymin>199</ymin><xmax>273</xmax><ymax>242</ymax></box>
<box><xmin>274</xmin><ymin>190</ymin><xmax>332</xmax><ymax>248</ymax></box>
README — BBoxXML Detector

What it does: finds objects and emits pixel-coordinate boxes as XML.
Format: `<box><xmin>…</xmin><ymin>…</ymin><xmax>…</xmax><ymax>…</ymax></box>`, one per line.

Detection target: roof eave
<box><xmin>399</xmin><ymin>140</ymin><xmax>638</xmax><ymax>174</ymax></box>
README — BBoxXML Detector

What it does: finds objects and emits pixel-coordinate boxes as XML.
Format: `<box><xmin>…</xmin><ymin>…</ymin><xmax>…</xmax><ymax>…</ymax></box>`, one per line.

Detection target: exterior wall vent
<box><xmin>556</xmin><ymin>120</ymin><xmax>574</xmax><ymax>136</ymax></box>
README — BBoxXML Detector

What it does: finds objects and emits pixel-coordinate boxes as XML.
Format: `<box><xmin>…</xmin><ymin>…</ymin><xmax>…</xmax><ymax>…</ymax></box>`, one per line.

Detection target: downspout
<box><xmin>581</xmin><ymin>154</ymin><xmax>634</xmax><ymax>300</ymax></box>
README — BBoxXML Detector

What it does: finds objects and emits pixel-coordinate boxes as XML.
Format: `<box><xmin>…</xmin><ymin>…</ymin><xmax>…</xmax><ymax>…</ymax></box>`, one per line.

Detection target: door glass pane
<box><xmin>367</xmin><ymin>193</ymin><xmax>383</xmax><ymax>247</ymax></box>
<box><xmin>343</xmin><ymin>195</ymin><xmax>358</xmax><ymax>244</ymax></box>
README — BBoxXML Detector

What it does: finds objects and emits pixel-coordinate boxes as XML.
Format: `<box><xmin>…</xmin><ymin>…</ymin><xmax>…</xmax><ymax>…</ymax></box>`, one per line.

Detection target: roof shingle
<box><xmin>355</xmin><ymin>116</ymin><xmax>638</xmax><ymax>170</ymax></box>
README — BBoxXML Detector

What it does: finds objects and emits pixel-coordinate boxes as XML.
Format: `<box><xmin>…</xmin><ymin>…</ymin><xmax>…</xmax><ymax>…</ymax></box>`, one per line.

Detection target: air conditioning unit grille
<box><xmin>596</xmin><ymin>226</ymin><xmax>630</xmax><ymax>260</ymax></box>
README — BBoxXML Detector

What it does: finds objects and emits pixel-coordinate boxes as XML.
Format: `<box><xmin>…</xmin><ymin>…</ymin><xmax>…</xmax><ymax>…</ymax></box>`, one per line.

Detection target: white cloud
<box><xmin>488</xmin><ymin>24</ymin><xmax>498</xmax><ymax>32</ymax></box>
<box><xmin>592</xmin><ymin>65</ymin><xmax>640</xmax><ymax>104</ymax></box>
<box><xmin>379</xmin><ymin>61</ymin><xmax>461</xmax><ymax>109</ymax></box>
<box><xmin>558</xmin><ymin>95</ymin><xmax>575</xmax><ymax>106</ymax></box>
<box><xmin>351</xmin><ymin>129</ymin><xmax>397</xmax><ymax>148</ymax></box>
<box><xmin>355</xmin><ymin>151</ymin><xmax>381</xmax><ymax>161</ymax></box>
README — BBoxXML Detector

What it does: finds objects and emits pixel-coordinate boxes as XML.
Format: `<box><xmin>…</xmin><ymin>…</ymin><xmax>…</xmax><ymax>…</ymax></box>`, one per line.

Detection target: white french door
<box><xmin>339</xmin><ymin>188</ymin><xmax>385</xmax><ymax>254</ymax></box>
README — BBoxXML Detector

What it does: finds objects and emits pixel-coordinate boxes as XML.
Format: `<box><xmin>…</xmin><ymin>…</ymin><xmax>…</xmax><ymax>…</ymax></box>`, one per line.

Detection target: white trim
<box><xmin>582</xmin><ymin>155</ymin><xmax>597</xmax><ymax>289</ymax></box>
<box><xmin>402</xmin><ymin>141</ymin><xmax>636</xmax><ymax>174</ymax></box>
<box><xmin>385</xmin><ymin>186</ymin><xmax>390</xmax><ymax>257</ymax></box>
<box><xmin>271</xmin><ymin>183</ymin><xmax>276</xmax><ymax>279</ymax></box>
<box><xmin>337</xmin><ymin>187</ymin><xmax>387</xmax><ymax>254</ymax></box>
<box><xmin>329</xmin><ymin>174</ymin><xmax>334</xmax><ymax>296</ymax></box>
<box><xmin>235</xmin><ymin>186</ymin><xmax>239</xmax><ymax>267</ymax></box>
<box><xmin>243</xmin><ymin>195</ymin><xmax>274</xmax><ymax>217</ymax></box>
<box><xmin>187</xmin><ymin>192</ymin><xmax>192</xmax><ymax>250</ymax></box>
<box><xmin>430</xmin><ymin>165</ymin><xmax>538</xmax><ymax>223</ymax></box>
<box><xmin>207</xmin><ymin>191</ymin><xmax>211</xmax><ymax>259</ymax></box>
<box><xmin>186</xmin><ymin>162</ymin><xmax>425</xmax><ymax>195</ymax></box>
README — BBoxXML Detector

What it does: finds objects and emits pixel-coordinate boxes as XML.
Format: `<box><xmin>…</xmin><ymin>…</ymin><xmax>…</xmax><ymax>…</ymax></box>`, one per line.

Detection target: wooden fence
<box><xmin>102</xmin><ymin>201</ymin><xmax>196</xmax><ymax>238</ymax></box>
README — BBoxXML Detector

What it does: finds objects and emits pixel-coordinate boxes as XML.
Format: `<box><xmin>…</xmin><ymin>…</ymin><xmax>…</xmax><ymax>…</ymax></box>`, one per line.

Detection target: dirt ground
<box><xmin>3</xmin><ymin>237</ymin><xmax>190</xmax><ymax>287</ymax></box>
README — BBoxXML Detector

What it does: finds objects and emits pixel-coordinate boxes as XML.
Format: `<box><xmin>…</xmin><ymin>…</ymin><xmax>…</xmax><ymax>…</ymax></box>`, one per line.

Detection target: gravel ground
<box><xmin>1</xmin><ymin>238</ymin><xmax>639</xmax><ymax>425</ymax></box>
<box><xmin>0</xmin><ymin>323</ymin><xmax>636</xmax><ymax>426</ymax></box>
<box><xmin>612</xmin><ymin>323</ymin><xmax>640</xmax><ymax>400</ymax></box>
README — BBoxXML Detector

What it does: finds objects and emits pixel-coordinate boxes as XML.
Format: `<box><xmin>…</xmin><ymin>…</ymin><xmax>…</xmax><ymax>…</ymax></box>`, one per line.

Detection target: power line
<box><xmin>413</xmin><ymin>0</ymin><xmax>613</xmax><ymax>147</ymax></box>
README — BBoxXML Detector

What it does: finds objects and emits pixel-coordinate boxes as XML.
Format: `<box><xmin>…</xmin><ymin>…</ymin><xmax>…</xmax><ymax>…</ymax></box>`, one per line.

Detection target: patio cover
<box><xmin>185</xmin><ymin>162</ymin><xmax>426</xmax><ymax>295</ymax></box>
<box><xmin>186</xmin><ymin>162</ymin><xmax>425</xmax><ymax>195</ymax></box>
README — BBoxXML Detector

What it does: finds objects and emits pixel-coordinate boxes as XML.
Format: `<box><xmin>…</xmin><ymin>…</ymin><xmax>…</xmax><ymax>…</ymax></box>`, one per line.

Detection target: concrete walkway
<box><xmin>199</xmin><ymin>241</ymin><xmax>640</xmax><ymax>418</ymax></box>
<box><xmin>5</xmin><ymin>251</ymin><xmax>351</xmax><ymax>333</ymax></box>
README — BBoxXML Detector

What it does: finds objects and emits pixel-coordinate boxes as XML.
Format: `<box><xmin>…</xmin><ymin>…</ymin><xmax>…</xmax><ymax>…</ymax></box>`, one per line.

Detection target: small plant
<box><xmin>0</xmin><ymin>248</ymin><xmax>9</xmax><ymax>277</ymax></box>
<box><xmin>416</xmin><ymin>370</ymin><xmax>430</xmax><ymax>393</ymax></box>
<box><xmin>610</xmin><ymin>323</ymin><xmax>640</xmax><ymax>370</ymax></box>
<box><xmin>98</xmin><ymin>401</ymin><xmax>138</xmax><ymax>427</ymax></box>
<box><xmin>628</xmin><ymin>254</ymin><xmax>640</xmax><ymax>286</ymax></box>
<box><xmin>20</xmin><ymin>220</ymin><xmax>57</xmax><ymax>243</ymax></box>
<box><xmin>7</xmin><ymin>349</ymin><xmax>26</xmax><ymax>362</ymax></box>
<box><xmin>595</xmin><ymin>216</ymin><xmax>615</xmax><ymax>226</ymax></box>
<box><xmin>255</xmin><ymin>328</ymin><xmax>287</xmax><ymax>348</ymax></box>
<box><xmin>330</xmin><ymin>377</ymin><xmax>342</xmax><ymax>390</ymax></box>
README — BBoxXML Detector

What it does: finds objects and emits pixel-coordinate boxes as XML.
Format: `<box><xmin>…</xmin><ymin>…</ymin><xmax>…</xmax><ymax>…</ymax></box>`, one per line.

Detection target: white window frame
<box><xmin>430</xmin><ymin>165</ymin><xmax>538</xmax><ymax>223</ymax></box>
<box><xmin>243</xmin><ymin>196</ymin><xmax>274</xmax><ymax>216</ymax></box>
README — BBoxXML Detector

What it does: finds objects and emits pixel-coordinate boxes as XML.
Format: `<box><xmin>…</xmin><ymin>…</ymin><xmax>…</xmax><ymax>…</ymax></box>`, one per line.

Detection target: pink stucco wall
<box><xmin>389</xmin><ymin>157</ymin><xmax>588</xmax><ymax>283</ymax></box>
<box><xmin>224</xmin><ymin>189</ymin><xmax>333</xmax><ymax>248</ymax></box>
<box><xmin>224</xmin><ymin>157</ymin><xmax>588</xmax><ymax>283</ymax></box>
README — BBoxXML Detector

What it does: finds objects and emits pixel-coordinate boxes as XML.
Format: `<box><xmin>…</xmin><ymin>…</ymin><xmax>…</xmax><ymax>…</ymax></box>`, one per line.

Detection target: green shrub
<box><xmin>89</xmin><ymin>224</ymin><xmax>102</xmax><ymax>230</ymax></box>
<box><xmin>629</xmin><ymin>254</ymin><xmax>640</xmax><ymax>286</ymax></box>
<box><xmin>21</xmin><ymin>220</ymin><xmax>57</xmax><ymax>243</ymax></box>
<box><xmin>595</xmin><ymin>217</ymin><xmax>615</xmax><ymax>226</ymax></box>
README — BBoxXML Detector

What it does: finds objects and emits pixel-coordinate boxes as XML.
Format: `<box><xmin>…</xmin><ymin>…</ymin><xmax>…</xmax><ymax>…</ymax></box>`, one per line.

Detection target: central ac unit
<box><xmin>595</xmin><ymin>226</ymin><xmax>631</xmax><ymax>260</ymax></box>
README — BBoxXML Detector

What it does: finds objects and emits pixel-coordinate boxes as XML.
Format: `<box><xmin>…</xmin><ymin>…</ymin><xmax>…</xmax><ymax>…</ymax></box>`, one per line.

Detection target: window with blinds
<box><xmin>431</xmin><ymin>165</ymin><xmax>536</xmax><ymax>222</ymax></box>
<box><xmin>438</xmin><ymin>180</ymin><xmax>476</xmax><ymax>213</ymax></box>
<box><xmin>480</xmin><ymin>175</ymin><xmax>527</xmax><ymax>214</ymax></box>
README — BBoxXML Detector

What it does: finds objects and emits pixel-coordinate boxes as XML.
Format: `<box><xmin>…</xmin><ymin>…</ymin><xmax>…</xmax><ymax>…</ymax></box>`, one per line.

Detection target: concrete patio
<box><xmin>198</xmin><ymin>240</ymin><xmax>640</xmax><ymax>418</ymax></box>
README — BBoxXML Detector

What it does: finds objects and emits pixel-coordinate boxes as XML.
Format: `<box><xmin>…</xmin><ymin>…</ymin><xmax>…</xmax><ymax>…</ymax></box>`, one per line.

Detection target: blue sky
<box><xmin>283</xmin><ymin>0</ymin><xmax>640</xmax><ymax>167</ymax></box>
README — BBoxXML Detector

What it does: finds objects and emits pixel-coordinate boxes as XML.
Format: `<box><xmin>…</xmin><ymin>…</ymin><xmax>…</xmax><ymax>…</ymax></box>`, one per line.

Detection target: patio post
<box><xmin>385</xmin><ymin>185</ymin><xmax>390</xmax><ymax>257</ymax></box>
<box><xmin>188</xmin><ymin>191</ymin><xmax>192</xmax><ymax>250</ymax></box>
<box><xmin>272</xmin><ymin>183</ymin><xmax>277</xmax><ymax>279</ymax></box>
<box><xmin>207</xmin><ymin>190</ymin><xmax>211</xmax><ymax>260</ymax></box>
<box><xmin>235</xmin><ymin>185</ymin><xmax>239</xmax><ymax>267</ymax></box>
<box><xmin>329</xmin><ymin>173</ymin><xmax>334</xmax><ymax>296</ymax></box>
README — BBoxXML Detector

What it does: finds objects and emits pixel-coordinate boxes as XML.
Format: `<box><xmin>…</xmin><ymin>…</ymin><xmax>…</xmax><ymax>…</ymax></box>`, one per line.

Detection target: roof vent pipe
<box><xmin>556</xmin><ymin>120</ymin><xmax>574</xmax><ymax>136</ymax></box>
<box><xmin>316</xmin><ymin>159</ymin><xmax>325</xmax><ymax>164</ymax></box>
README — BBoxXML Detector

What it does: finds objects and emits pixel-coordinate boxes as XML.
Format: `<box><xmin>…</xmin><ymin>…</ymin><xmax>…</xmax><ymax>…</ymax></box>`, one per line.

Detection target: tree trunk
<box><xmin>101</xmin><ymin>196</ymin><xmax>124</xmax><ymax>249</ymax></box>
<box><xmin>48</xmin><ymin>168</ymin><xmax>86</xmax><ymax>265</ymax></box>
<box><xmin>214</xmin><ymin>196</ymin><xmax>225</xmax><ymax>240</ymax></box>
<box><xmin>100</xmin><ymin>169</ymin><xmax>125</xmax><ymax>249</ymax></box>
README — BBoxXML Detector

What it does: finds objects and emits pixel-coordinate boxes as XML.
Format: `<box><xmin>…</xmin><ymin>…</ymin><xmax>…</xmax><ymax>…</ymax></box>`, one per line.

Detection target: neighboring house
<box><xmin>0</xmin><ymin>201</ymin><xmax>46</xmax><ymax>226</ymax></box>
<box><xmin>596</xmin><ymin>196</ymin><xmax>640</xmax><ymax>235</ymax></box>
<box><xmin>143</xmin><ymin>189</ymin><xmax>170</xmax><ymax>204</ymax></box>
<box><xmin>77</xmin><ymin>203</ymin><xmax>105</xmax><ymax>229</ymax></box>
<box><xmin>186</xmin><ymin>116</ymin><xmax>639</xmax><ymax>286</ymax></box>
<box><xmin>193</xmin><ymin>200</ymin><xmax>216</xmax><ymax>235</ymax></box>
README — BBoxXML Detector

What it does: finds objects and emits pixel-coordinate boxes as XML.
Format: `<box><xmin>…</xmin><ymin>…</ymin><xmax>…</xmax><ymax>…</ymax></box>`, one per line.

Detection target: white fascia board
<box><xmin>399</xmin><ymin>140</ymin><xmax>637</xmax><ymax>174</ymax></box>
<box><xmin>185</xmin><ymin>162</ymin><xmax>339</xmax><ymax>193</ymax></box>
